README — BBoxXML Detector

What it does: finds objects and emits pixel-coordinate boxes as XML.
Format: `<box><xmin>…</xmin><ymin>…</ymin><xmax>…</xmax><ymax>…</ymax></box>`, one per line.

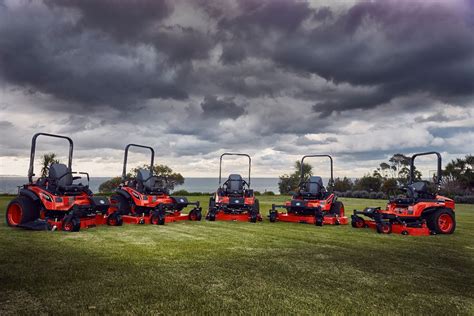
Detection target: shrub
<box><xmin>254</xmin><ymin>191</ymin><xmax>261</xmax><ymax>196</ymax></box>
<box><xmin>454</xmin><ymin>195</ymin><xmax>474</xmax><ymax>204</ymax></box>
<box><xmin>345</xmin><ymin>190</ymin><xmax>353</xmax><ymax>198</ymax></box>
<box><xmin>352</xmin><ymin>190</ymin><xmax>369</xmax><ymax>198</ymax></box>
<box><xmin>376</xmin><ymin>192</ymin><xmax>386</xmax><ymax>199</ymax></box>
<box><xmin>263</xmin><ymin>191</ymin><xmax>275</xmax><ymax>196</ymax></box>
<box><xmin>173</xmin><ymin>189</ymin><xmax>190</xmax><ymax>195</ymax></box>
<box><xmin>369</xmin><ymin>192</ymin><xmax>378</xmax><ymax>199</ymax></box>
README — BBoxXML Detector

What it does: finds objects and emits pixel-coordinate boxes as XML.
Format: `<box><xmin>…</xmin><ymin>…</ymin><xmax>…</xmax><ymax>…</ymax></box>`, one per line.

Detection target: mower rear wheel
<box><xmin>106</xmin><ymin>212</ymin><xmax>123</xmax><ymax>226</ymax></box>
<box><xmin>6</xmin><ymin>196</ymin><xmax>40</xmax><ymax>227</ymax></box>
<box><xmin>427</xmin><ymin>209</ymin><xmax>456</xmax><ymax>234</ymax></box>
<box><xmin>110</xmin><ymin>194</ymin><xmax>131</xmax><ymax>215</ymax></box>
<box><xmin>376</xmin><ymin>222</ymin><xmax>392</xmax><ymax>234</ymax></box>
<box><xmin>62</xmin><ymin>215</ymin><xmax>80</xmax><ymax>232</ymax></box>
<box><xmin>351</xmin><ymin>216</ymin><xmax>365</xmax><ymax>228</ymax></box>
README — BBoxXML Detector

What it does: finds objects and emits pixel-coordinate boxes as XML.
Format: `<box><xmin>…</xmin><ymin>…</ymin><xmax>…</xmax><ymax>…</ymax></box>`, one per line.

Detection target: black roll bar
<box><xmin>219</xmin><ymin>153</ymin><xmax>251</xmax><ymax>186</ymax></box>
<box><xmin>122</xmin><ymin>144</ymin><xmax>155</xmax><ymax>180</ymax></box>
<box><xmin>410</xmin><ymin>152</ymin><xmax>442</xmax><ymax>184</ymax></box>
<box><xmin>28</xmin><ymin>133</ymin><xmax>74</xmax><ymax>183</ymax></box>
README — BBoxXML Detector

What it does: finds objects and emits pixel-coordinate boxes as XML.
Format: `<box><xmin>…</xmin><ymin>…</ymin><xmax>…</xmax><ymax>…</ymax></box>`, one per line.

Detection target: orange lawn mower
<box><xmin>351</xmin><ymin>151</ymin><xmax>456</xmax><ymax>236</ymax></box>
<box><xmin>268</xmin><ymin>155</ymin><xmax>348</xmax><ymax>226</ymax></box>
<box><xmin>206</xmin><ymin>153</ymin><xmax>262</xmax><ymax>222</ymax></box>
<box><xmin>107</xmin><ymin>144</ymin><xmax>202</xmax><ymax>225</ymax></box>
<box><xmin>5</xmin><ymin>133</ymin><xmax>111</xmax><ymax>232</ymax></box>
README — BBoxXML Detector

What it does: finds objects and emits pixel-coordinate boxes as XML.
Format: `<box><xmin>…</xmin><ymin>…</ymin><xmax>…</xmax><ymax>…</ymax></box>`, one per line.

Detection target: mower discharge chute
<box><xmin>5</xmin><ymin>133</ymin><xmax>111</xmax><ymax>232</ymax></box>
<box><xmin>107</xmin><ymin>144</ymin><xmax>202</xmax><ymax>225</ymax></box>
<box><xmin>351</xmin><ymin>152</ymin><xmax>456</xmax><ymax>236</ymax></box>
<box><xmin>206</xmin><ymin>153</ymin><xmax>262</xmax><ymax>222</ymax></box>
<box><xmin>268</xmin><ymin>155</ymin><xmax>348</xmax><ymax>226</ymax></box>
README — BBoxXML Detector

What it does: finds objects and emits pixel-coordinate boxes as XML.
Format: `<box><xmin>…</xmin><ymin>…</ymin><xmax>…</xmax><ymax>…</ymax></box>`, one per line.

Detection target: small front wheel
<box><xmin>269</xmin><ymin>211</ymin><xmax>277</xmax><ymax>223</ymax></box>
<box><xmin>106</xmin><ymin>213</ymin><xmax>123</xmax><ymax>226</ymax></box>
<box><xmin>62</xmin><ymin>215</ymin><xmax>80</xmax><ymax>232</ymax></box>
<box><xmin>376</xmin><ymin>222</ymin><xmax>392</xmax><ymax>234</ymax></box>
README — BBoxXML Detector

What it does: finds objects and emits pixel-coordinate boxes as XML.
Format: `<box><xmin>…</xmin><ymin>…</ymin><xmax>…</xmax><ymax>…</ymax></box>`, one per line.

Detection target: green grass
<box><xmin>0</xmin><ymin>196</ymin><xmax>473</xmax><ymax>315</ymax></box>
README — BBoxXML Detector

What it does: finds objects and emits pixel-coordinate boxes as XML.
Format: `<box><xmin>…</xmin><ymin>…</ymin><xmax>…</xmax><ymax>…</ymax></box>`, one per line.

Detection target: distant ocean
<box><xmin>0</xmin><ymin>176</ymin><xmax>280</xmax><ymax>194</ymax></box>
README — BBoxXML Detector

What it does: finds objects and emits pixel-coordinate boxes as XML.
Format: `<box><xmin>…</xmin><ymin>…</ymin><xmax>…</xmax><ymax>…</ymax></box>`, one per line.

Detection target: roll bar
<box><xmin>28</xmin><ymin>133</ymin><xmax>74</xmax><ymax>183</ymax></box>
<box><xmin>122</xmin><ymin>144</ymin><xmax>155</xmax><ymax>180</ymax></box>
<box><xmin>219</xmin><ymin>153</ymin><xmax>251</xmax><ymax>186</ymax></box>
<box><xmin>300</xmin><ymin>155</ymin><xmax>334</xmax><ymax>185</ymax></box>
<box><xmin>410</xmin><ymin>151</ymin><xmax>442</xmax><ymax>184</ymax></box>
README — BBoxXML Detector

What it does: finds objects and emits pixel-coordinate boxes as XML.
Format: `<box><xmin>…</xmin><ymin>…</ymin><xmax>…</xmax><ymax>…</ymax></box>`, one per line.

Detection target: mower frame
<box><xmin>269</xmin><ymin>154</ymin><xmax>348</xmax><ymax>226</ymax></box>
<box><xmin>351</xmin><ymin>151</ymin><xmax>455</xmax><ymax>235</ymax></box>
<box><xmin>108</xmin><ymin>143</ymin><xmax>202</xmax><ymax>225</ymax></box>
<box><xmin>6</xmin><ymin>133</ymin><xmax>111</xmax><ymax>231</ymax></box>
<box><xmin>207</xmin><ymin>153</ymin><xmax>262</xmax><ymax>222</ymax></box>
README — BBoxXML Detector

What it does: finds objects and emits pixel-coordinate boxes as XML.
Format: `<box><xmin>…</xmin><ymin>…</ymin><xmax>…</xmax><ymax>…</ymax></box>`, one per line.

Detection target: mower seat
<box><xmin>408</xmin><ymin>181</ymin><xmax>436</xmax><ymax>200</ymax></box>
<box><xmin>300</xmin><ymin>176</ymin><xmax>325</xmax><ymax>199</ymax></box>
<box><xmin>48</xmin><ymin>163</ymin><xmax>85</xmax><ymax>193</ymax></box>
<box><xmin>136</xmin><ymin>169</ymin><xmax>165</xmax><ymax>194</ymax></box>
<box><xmin>225</xmin><ymin>174</ymin><xmax>244</xmax><ymax>195</ymax></box>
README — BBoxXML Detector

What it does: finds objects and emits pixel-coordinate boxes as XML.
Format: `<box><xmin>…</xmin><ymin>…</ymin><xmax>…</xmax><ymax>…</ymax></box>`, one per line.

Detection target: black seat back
<box><xmin>137</xmin><ymin>169</ymin><xmax>155</xmax><ymax>191</ymax></box>
<box><xmin>226</xmin><ymin>174</ymin><xmax>244</xmax><ymax>194</ymax></box>
<box><xmin>49</xmin><ymin>163</ymin><xmax>72</xmax><ymax>188</ymax></box>
<box><xmin>305</xmin><ymin>176</ymin><xmax>323</xmax><ymax>195</ymax></box>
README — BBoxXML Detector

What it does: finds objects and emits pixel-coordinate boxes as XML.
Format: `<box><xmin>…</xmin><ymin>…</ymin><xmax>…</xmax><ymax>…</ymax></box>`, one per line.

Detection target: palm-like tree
<box><xmin>40</xmin><ymin>153</ymin><xmax>60</xmax><ymax>178</ymax></box>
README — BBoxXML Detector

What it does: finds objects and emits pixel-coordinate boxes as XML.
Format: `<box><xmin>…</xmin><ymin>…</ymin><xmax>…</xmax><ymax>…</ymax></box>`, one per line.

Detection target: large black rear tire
<box><xmin>426</xmin><ymin>209</ymin><xmax>456</xmax><ymax>234</ymax></box>
<box><xmin>6</xmin><ymin>196</ymin><xmax>40</xmax><ymax>227</ymax></box>
<box><xmin>110</xmin><ymin>194</ymin><xmax>131</xmax><ymax>215</ymax></box>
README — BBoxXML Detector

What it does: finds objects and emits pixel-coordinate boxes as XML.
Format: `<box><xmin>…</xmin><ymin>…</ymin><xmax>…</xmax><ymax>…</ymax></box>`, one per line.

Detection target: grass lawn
<box><xmin>0</xmin><ymin>195</ymin><xmax>473</xmax><ymax>315</ymax></box>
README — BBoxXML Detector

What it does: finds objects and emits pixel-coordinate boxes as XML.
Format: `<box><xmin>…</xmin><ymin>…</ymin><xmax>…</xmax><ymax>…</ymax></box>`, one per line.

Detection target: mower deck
<box><xmin>273</xmin><ymin>212</ymin><xmax>348</xmax><ymax>225</ymax></box>
<box><xmin>209</xmin><ymin>211</ymin><xmax>263</xmax><ymax>222</ymax></box>
<box><xmin>47</xmin><ymin>214</ymin><xmax>108</xmax><ymax>230</ymax></box>
<box><xmin>362</xmin><ymin>219</ymin><xmax>430</xmax><ymax>236</ymax></box>
<box><xmin>120</xmin><ymin>212</ymin><xmax>194</xmax><ymax>225</ymax></box>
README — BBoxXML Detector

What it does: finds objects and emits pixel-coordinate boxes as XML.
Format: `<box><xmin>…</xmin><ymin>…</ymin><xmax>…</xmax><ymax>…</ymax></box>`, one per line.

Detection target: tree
<box><xmin>333</xmin><ymin>177</ymin><xmax>353</xmax><ymax>192</ymax></box>
<box><xmin>354</xmin><ymin>175</ymin><xmax>382</xmax><ymax>192</ymax></box>
<box><xmin>132</xmin><ymin>164</ymin><xmax>184</xmax><ymax>190</ymax></box>
<box><xmin>442</xmin><ymin>155</ymin><xmax>474</xmax><ymax>195</ymax></box>
<box><xmin>381</xmin><ymin>178</ymin><xmax>398</xmax><ymax>195</ymax></box>
<box><xmin>278</xmin><ymin>161</ymin><xmax>312</xmax><ymax>194</ymax></box>
<box><xmin>98</xmin><ymin>177</ymin><xmax>122</xmax><ymax>193</ymax></box>
<box><xmin>40</xmin><ymin>153</ymin><xmax>60</xmax><ymax>177</ymax></box>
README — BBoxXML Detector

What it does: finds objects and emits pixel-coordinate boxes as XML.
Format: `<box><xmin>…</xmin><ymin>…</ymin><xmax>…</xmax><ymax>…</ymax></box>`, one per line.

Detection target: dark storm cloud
<box><xmin>0</xmin><ymin>0</ymin><xmax>473</xmax><ymax>168</ymax></box>
<box><xmin>46</xmin><ymin>0</ymin><xmax>173</xmax><ymax>40</ymax></box>
<box><xmin>200</xmin><ymin>96</ymin><xmax>245</xmax><ymax>119</ymax></box>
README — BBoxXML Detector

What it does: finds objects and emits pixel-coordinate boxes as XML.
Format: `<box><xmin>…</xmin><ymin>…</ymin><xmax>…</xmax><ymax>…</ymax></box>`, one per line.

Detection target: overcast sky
<box><xmin>0</xmin><ymin>0</ymin><xmax>473</xmax><ymax>179</ymax></box>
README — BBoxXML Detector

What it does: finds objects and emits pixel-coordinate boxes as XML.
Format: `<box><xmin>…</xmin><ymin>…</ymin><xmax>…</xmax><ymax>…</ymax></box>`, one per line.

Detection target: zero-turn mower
<box><xmin>107</xmin><ymin>144</ymin><xmax>202</xmax><ymax>225</ymax></box>
<box><xmin>207</xmin><ymin>153</ymin><xmax>262</xmax><ymax>222</ymax></box>
<box><xmin>5</xmin><ymin>133</ymin><xmax>111</xmax><ymax>232</ymax></box>
<box><xmin>269</xmin><ymin>155</ymin><xmax>348</xmax><ymax>226</ymax></box>
<box><xmin>351</xmin><ymin>151</ymin><xmax>455</xmax><ymax>235</ymax></box>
